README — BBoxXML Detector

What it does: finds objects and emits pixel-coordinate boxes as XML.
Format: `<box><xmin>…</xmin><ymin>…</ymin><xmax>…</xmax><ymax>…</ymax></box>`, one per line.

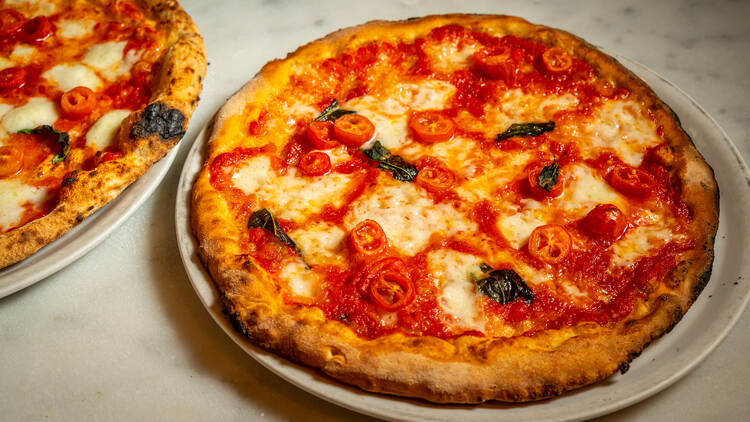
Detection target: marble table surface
<box><xmin>2</xmin><ymin>0</ymin><xmax>749</xmax><ymax>420</ymax></box>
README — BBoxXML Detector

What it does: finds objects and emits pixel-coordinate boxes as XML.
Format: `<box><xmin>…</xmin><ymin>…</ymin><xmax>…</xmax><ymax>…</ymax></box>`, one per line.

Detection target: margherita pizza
<box><xmin>191</xmin><ymin>15</ymin><xmax>718</xmax><ymax>402</ymax></box>
<box><xmin>0</xmin><ymin>0</ymin><xmax>205</xmax><ymax>268</ymax></box>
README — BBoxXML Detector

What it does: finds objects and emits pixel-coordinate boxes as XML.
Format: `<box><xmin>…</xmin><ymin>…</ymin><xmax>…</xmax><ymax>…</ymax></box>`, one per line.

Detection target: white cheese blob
<box><xmin>497</xmin><ymin>199</ymin><xmax>549</xmax><ymax>249</ymax></box>
<box><xmin>43</xmin><ymin>64</ymin><xmax>103</xmax><ymax>92</ymax></box>
<box><xmin>0</xmin><ymin>104</ymin><xmax>14</xmax><ymax>143</ymax></box>
<box><xmin>278</xmin><ymin>259</ymin><xmax>319</xmax><ymax>298</ymax></box>
<box><xmin>57</xmin><ymin>19</ymin><xmax>95</xmax><ymax>39</ymax></box>
<box><xmin>10</xmin><ymin>45</ymin><xmax>35</xmax><ymax>63</ymax></box>
<box><xmin>289</xmin><ymin>222</ymin><xmax>346</xmax><ymax>265</ymax></box>
<box><xmin>0</xmin><ymin>179</ymin><xmax>49</xmax><ymax>232</ymax></box>
<box><xmin>560</xmin><ymin>164</ymin><xmax>625</xmax><ymax>219</ymax></box>
<box><xmin>611</xmin><ymin>225</ymin><xmax>683</xmax><ymax>267</ymax></box>
<box><xmin>0</xmin><ymin>58</ymin><xmax>13</xmax><ymax>71</ymax></box>
<box><xmin>428</xmin><ymin>249</ymin><xmax>485</xmax><ymax>331</ymax></box>
<box><xmin>2</xmin><ymin>98</ymin><xmax>59</xmax><ymax>134</ymax></box>
<box><xmin>344</xmin><ymin>179</ymin><xmax>476</xmax><ymax>255</ymax></box>
<box><xmin>85</xmin><ymin>110</ymin><xmax>131</xmax><ymax>150</ymax></box>
<box><xmin>83</xmin><ymin>41</ymin><xmax>140</xmax><ymax>80</ymax></box>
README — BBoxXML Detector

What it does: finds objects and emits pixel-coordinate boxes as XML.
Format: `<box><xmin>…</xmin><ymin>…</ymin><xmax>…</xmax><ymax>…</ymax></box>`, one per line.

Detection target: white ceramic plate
<box><xmin>175</xmin><ymin>57</ymin><xmax>750</xmax><ymax>422</ymax></box>
<box><xmin>0</xmin><ymin>143</ymin><xmax>180</xmax><ymax>298</ymax></box>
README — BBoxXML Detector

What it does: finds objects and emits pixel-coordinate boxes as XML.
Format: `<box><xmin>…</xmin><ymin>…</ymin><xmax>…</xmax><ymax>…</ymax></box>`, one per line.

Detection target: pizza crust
<box><xmin>0</xmin><ymin>0</ymin><xmax>206</xmax><ymax>269</ymax></box>
<box><xmin>191</xmin><ymin>14</ymin><xmax>717</xmax><ymax>402</ymax></box>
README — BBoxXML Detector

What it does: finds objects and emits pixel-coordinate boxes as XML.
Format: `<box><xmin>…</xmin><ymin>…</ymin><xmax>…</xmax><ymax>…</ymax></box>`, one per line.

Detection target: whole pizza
<box><xmin>0</xmin><ymin>0</ymin><xmax>205</xmax><ymax>268</ymax></box>
<box><xmin>191</xmin><ymin>15</ymin><xmax>718</xmax><ymax>402</ymax></box>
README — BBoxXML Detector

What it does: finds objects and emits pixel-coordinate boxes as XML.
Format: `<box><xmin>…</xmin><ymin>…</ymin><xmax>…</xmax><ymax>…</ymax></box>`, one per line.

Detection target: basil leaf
<box><xmin>248</xmin><ymin>208</ymin><xmax>301</xmax><ymax>254</ymax></box>
<box><xmin>479</xmin><ymin>263</ymin><xmax>493</xmax><ymax>273</ymax></box>
<box><xmin>18</xmin><ymin>125</ymin><xmax>70</xmax><ymax>164</ymax></box>
<box><xmin>496</xmin><ymin>121</ymin><xmax>555</xmax><ymax>142</ymax></box>
<box><xmin>537</xmin><ymin>159</ymin><xmax>559</xmax><ymax>192</ymax></box>
<box><xmin>475</xmin><ymin>268</ymin><xmax>534</xmax><ymax>305</ymax></box>
<box><xmin>362</xmin><ymin>141</ymin><xmax>418</xmax><ymax>182</ymax></box>
<box><xmin>313</xmin><ymin>99</ymin><xmax>356</xmax><ymax>122</ymax></box>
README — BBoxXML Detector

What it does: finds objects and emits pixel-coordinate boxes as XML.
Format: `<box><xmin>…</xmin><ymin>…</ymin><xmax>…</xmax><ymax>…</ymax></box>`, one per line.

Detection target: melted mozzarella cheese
<box><xmin>425</xmin><ymin>42</ymin><xmax>480</xmax><ymax>73</ymax></box>
<box><xmin>1</xmin><ymin>98</ymin><xmax>59</xmax><ymax>134</ymax></box>
<box><xmin>0</xmin><ymin>180</ymin><xmax>49</xmax><ymax>232</ymax></box>
<box><xmin>43</xmin><ymin>64</ymin><xmax>103</xmax><ymax>92</ymax></box>
<box><xmin>580</xmin><ymin>100</ymin><xmax>661</xmax><ymax>166</ymax></box>
<box><xmin>57</xmin><ymin>19</ymin><xmax>95</xmax><ymax>39</ymax></box>
<box><xmin>497</xmin><ymin>199</ymin><xmax>548</xmax><ymax>249</ymax></box>
<box><xmin>344</xmin><ymin>179</ymin><xmax>476</xmax><ymax>255</ymax></box>
<box><xmin>86</xmin><ymin>110</ymin><xmax>131</xmax><ymax>150</ymax></box>
<box><xmin>611</xmin><ymin>225</ymin><xmax>682</xmax><ymax>267</ymax></box>
<box><xmin>560</xmin><ymin>164</ymin><xmax>625</xmax><ymax>218</ymax></box>
<box><xmin>475</xmin><ymin>89</ymin><xmax>578</xmax><ymax>134</ymax></box>
<box><xmin>7</xmin><ymin>0</ymin><xmax>56</xmax><ymax>16</ymax></box>
<box><xmin>0</xmin><ymin>104</ymin><xmax>14</xmax><ymax>143</ymax></box>
<box><xmin>289</xmin><ymin>222</ymin><xmax>346</xmax><ymax>265</ymax></box>
<box><xmin>345</xmin><ymin>80</ymin><xmax>456</xmax><ymax>150</ymax></box>
<box><xmin>10</xmin><ymin>45</ymin><xmax>35</xmax><ymax>62</ymax></box>
<box><xmin>83</xmin><ymin>41</ymin><xmax>141</xmax><ymax>80</ymax></box>
<box><xmin>232</xmin><ymin>156</ymin><xmax>356</xmax><ymax>223</ymax></box>
<box><xmin>428</xmin><ymin>249</ymin><xmax>485</xmax><ymax>331</ymax></box>
<box><xmin>278</xmin><ymin>259</ymin><xmax>319</xmax><ymax>298</ymax></box>
<box><xmin>0</xmin><ymin>58</ymin><xmax>12</xmax><ymax>71</ymax></box>
<box><xmin>456</xmin><ymin>150</ymin><xmax>535</xmax><ymax>202</ymax></box>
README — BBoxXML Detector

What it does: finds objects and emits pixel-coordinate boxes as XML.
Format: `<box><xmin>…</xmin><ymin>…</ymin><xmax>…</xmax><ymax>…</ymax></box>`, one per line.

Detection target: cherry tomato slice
<box><xmin>608</xmin><ymin>165</ymin><xmax>656</xmax><ymax>197</ymax></box>
<box><xmin>527</xmin><ymin>161</ymin><xmax>564</xmax><ymax>199</ymax></box>
<box><xmin>528</xmin><ymin>224</ymin><xmax>572</xmax><ymax>264</ymax></box>
<box><xmin>20</xmin><ymin>16</ymin><xmax>53</xmax><ymax>44</ymax></box>
<box><xmin>474</xmin><ymin>47</ymin><xmax>518</xmax><ymax>83</ymax></box>
<box><xmin>333</xmin><ymin>114</ymin><xmax>375</xmax><ymax>147</ymax></box>
<box><xmin>0</xmin><ymin>146</ymin><xmax>24</xmax><ymax>178</ymax></box>
<box><xmin>415</xmin><ymin>158</ymin><xmax>455</xmax><ymax>194</ymax></box>
<box><xmin>306</xmin><ymin>121</ymin><xmax>338</xmax><ymax>149</ymax></box>
<box><xmin>60</xmin><ymin>86</ymin><xmax>98</xmax><ymax>119</ymax></box>
<box><xmin>369</xmin><ymin>270</ymin><xmax>415</xmax><ymax>311</ymax></box>
<box><xmin>581</xmin><ymin>204</ymin><xmax>628</xmax><ymax>242</ymax></box>
<box><xmin>541</xmin><ymin>47</ymin><xmax>573</xmax><ymax>74</ymax></box>
<box><xmin>409</xmin><ymin>111</ymin><xmax>455</xmax><ymax>143</ymax></box>
<box><xmin>298</xmin><ymin>151</ymin><xmax>332</xmax><ymax>176</ymax></box>
<box><xmin>0</xmin><ymin>67</ymin><xmax>26</xmax><ymax>90</ymax></box>
<box><xmin>349</xmin><ymin>219</ymin><xmax>388</xmax><ymax>256</ymax></box>
<box><xmin>0</xmin><ymin>9</ymin><xmax>25</xmax><ymax>36</ymax></box>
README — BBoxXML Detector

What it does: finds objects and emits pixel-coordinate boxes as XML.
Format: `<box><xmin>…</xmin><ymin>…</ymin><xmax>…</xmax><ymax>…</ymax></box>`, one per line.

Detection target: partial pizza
<box><xmin>0</xmin><ymin>0</ymin><xmax>205</xmax><ymax>268</ymax></box>
<box><xmin>191</xmin><ymin>15</ymin><xmax>717</xmax><ymax>402</ymax></box>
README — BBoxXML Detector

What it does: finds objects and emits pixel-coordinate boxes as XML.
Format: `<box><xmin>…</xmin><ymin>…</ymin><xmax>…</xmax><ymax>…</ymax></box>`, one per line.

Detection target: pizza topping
<box><xmin>60</xmin><ymin>87</ymin><xmax>97</xmax><ymax>120</ymax></box>
<box><xmin>0</xmin><ymin>9</ymin><xmax>24</xmax><ymax>36</ymax></box>
<box><xmin>528</xmin><ymin>224</ymin><xmax>572</xmax><ymax>264</ymax></box>
<box><xmin>19</xmin><ymin>16</ymin><xmax>53</xmax><ymax>44</ymax></box>
<box><xmin>86</xmin><ymin>110</ymin><xmax>131</xmax><ymax>150</ymax></box>
<box><xmin>0</xmin><ymin>67</ymin><xmax>26</xmax><ymax>90</ymax></box>
<box><xmin>536</xmin><ymin>159</ymin><xmax>559</xmax><ymax>192</ymax></box>
<box><xmin>496</xmin><ymin>121</ymin><xmax>555</xmax><ymax>141</ymax></box>
<box><xmin>17</xmin><ymin>125</ymin><xmax>69</xmax><ymax>164</ymax></box>
<box><xmin>541</xmin><ymin>47</ymin><xmax>573</xmax><ymax>74</ymax></box>
<box><xmin>581</xmin><ymin>204</ymin><xmax>628</xmax><ymax>243</ymax></box>
<box><xmin>0</xmin><ymin>146</ymin><xmax>23</xmax><ymax>178</ymax></box>
<box><xmin>313</xmin><ymin>98</ymin><xmax>355</xmax><ymax>122</ymax></box>
<box><xmin>369</xmin><ymin>269</ymin><xmax>415</xmax><ymax>311</ymax></box>
<box><xmin>608</xmin><ymin>165</ymin><xmax>656</xmax><ymax>197</ymax></box>
<box><xmin>415</xmin><ymin>157</ymin><xmax>455</xmax><ymax>194</ymax></box>
<box><xmin>475</xmin><ymin>267</ymin><xmax>534</xmax><ymax>305</ymax></box>
<box><xmin>248</xmin><ymin>208</ymin><xmax>302</xmax><ymax>254</ymax></box>
<box><xmin>298</xmin><ymin>151</ymin><xmax>332</xmax><ymax>176</ymax></box>
<box><xmin>349</xmin><ymin>219</ymin><xmax>388</xmax><ymax>257</ymax></box>
<box><xmin>408</xmin><ymin>111</ymin><xmax>455</xmax><ymax>143</ymax></box>
<box><xmin>306</xmin><ymin>121</ymin><xmax>337</xmax><ymax>149</ymax></box>
<box><xmin>473</xmin><ymin>46</ymin><xmax>518</xmax><ymax>83</ymax></box>
<box><xmin>333</xmin><ymin>114</ymin><xmax>375</xmax><ymax>147</ymax></box>
<box><xmin>362</xmin><ymin>141</ymin><xmax>418</xmax><ymax>182</ymax></box>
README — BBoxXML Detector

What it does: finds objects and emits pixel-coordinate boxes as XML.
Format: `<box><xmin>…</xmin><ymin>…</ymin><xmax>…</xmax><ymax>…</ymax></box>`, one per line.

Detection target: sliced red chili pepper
<box><xmin>307</xmin><ymin>120</ymin><xmax>338</xmax><ymax>149</ymax></box>
<box><xmin>409</xmin><ymin>111</ymin><xmax>455</xmax><ymax>143</ymax></box>
<box><xmin>528</xmin><ymin>224</ymin><xmax>572</xmax><ymax>264</ymax></box>
<box><xmin>0</xmin><ymin>146</ymin><xmax>24</xmax><ymax>178</ymax></box>
<box><xmin>0</xmin><ymin>9</ymin><xmax>25</xmax><ymax>36</ymax></box>
<box><xmin>333</xmin><ymin>114</ymin><xmax>375</xmax><ymax>147</ymax></box>
<box><xmin>541</xmin><ymin>47</ymin><xmax>573</xmax><ymax>74</ymax></box>
<box><xmin>474</xmin><ymin>46</ymin><xmax>518</xmax><ymax>83</ymax></box>
<box><xmin>608</xmin><ymin>165</ymin><xmax>656</xmax><ymax>197</ymax></box>
<box><xmin>349</xmin><ymin>219</ymin><xmax>388</xmax><ymax>256</ymax></box>
<box><xmin>0</xmin><ymin>67</ymin><xmax>26</xmax><ymax>90</ymax></box>
<box><xmin>60</xmin><ymin>86</ymin><xmax>98</xmax><ymax>120</ymax></box>
<box><xmin>581</xmin><ymin>204</ymin><xmax>628</xmax><ymax>242</ymax></box>
<box><xmin>298</xmin><ymin>151</ymin><xmax>332</xmax><ymax>176</ymax></box>
<box><xmin>415</xmin><ymin>158</ymin><xmax>455</xmax><ymax>194</ymax></box>
<box><xmin>20</xmin><ymin>16</ymin><xmax>53</xmax><ymax>44</ymax></box>
<box><xmin>369</xmin><ymin>270</ymin><xmax>415</xmax><ymax>311</ymax></box>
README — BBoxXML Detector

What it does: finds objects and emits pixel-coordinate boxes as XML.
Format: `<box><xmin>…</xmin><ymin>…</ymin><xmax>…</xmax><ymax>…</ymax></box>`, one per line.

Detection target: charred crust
<box><xmin>619</xmin><ymin>362</ymin><xmax>630</xmax><ymax>374</ymax></box>
<box><xmin>75</xmin><ymin>215</ymin><xmax>84</xmax><ymax>223</ymax></box>
<box><xmin>129</xmin><ymin>102</ymin><xmax>186</xmax><ymax>142</ymax></box>
<box><xmin>61</xmin><ymin>177</ymin><xmax>77</xmax><ymax>188</ymax></box>
<box><xmin>228</xmin><ymin>311</ymin><xmax>249</xmax><ymax>337</ymax></box>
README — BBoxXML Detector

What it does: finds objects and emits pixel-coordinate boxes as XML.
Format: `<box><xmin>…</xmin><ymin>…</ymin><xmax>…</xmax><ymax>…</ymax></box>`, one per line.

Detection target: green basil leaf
<box><xmin>248</xmin><ymin>208</ymin><xmax>301</xmax><ymax>254</ymax></box>
<box><xmin>495</xmin><ymin>121</ymin><xmax>555</xmax><ymax>142</ymax></box>
<box><xmin>362</xmin><ymin>141</ymin><xmax>418</xmax><ymax>182</ymax></box>
<box><xmin>475</xmin><ymin>267</ymin><xmax>534</xmax><ymax>305</ymax></box>
<box><xmin>313</xmin><ymin>99</ymin><xmax>356</xmax><ymax>122</ymax></box>
<box><xmin>18</xmin><ymin>125</ymin><xmax>70</xmax><ymax>164</ymax></box>
<box><xmin>537</xmin><ymin>159</ymin><xmax>559</xmax><ymax>192</ymax></box>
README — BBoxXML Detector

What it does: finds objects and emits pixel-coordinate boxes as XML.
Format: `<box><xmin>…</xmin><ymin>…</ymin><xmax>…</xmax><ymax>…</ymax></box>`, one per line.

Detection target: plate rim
<box><xmin>0</xmin><ymin>140</ymin><xmax>181</xmax><ymax>298</ymax></box>
<box><xmin>174</xmin><ymin>56</ymin><xmax>750</xmax><ymax>422</ymax></box>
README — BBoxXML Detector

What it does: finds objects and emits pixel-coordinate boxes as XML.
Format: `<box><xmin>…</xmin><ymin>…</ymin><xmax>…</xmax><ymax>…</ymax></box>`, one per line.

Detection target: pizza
<box><xmin>0</xmin><ymin>0</ymin><xmax>205</xmax><ymax>268</ymax></box>
<box><xmin>191</xmin><ymin>15</ymin><xmax>718</xmax><ymax>403</ymax></box>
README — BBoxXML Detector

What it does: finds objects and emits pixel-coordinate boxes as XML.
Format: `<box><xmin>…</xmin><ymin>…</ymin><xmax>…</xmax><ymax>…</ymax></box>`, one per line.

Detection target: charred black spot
<box><xmin>89</xmin><ymin>171</ymin><xmax>98</xmax><ymax>177</ymax></box>
<box><xmin>61</xmin><ymin>177</ymin><xmax>77</xmax><ymax>188</ymax></box>
<box><xmin>229</xmin><ymin>311</ymin><xmax>249</xmax><ymax>337</ymax></box>
<box><xmin>75</xmin><ymin>215</ymin><xmax>84</xmax><ymax>223</ymax></box>
<box><xmin>619</xmin><ymin>362</ymin><xmax>630</xmax><ymax>374</ymax></box>
<box><xmin>130</xmin><ymin>102</ymin><xmax>185</xmax><ymax>142</ymax></box>
<box><xmin>87</xmin><ymin>205</ymin><xmax>94</xmax><ymax>211</ymax></box>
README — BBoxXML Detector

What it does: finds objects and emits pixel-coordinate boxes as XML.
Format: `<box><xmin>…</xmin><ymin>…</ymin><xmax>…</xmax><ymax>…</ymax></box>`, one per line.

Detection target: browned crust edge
<box><xmin>0</xmin><ymin>0</ymin><xmax>207</xmax><ymax>269</ymax></box>
<box><xmin>191</xmin><ymin>14</ymin><xmax>718</xmax><ymax>403</ymax></box>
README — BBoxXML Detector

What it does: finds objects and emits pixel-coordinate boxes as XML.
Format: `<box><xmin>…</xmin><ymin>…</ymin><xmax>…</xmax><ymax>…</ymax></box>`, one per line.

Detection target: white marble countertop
<box><xmin>2</xmin><ymin>0</ymin><xmax>749</xmax><ymax>420</ymax></box>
